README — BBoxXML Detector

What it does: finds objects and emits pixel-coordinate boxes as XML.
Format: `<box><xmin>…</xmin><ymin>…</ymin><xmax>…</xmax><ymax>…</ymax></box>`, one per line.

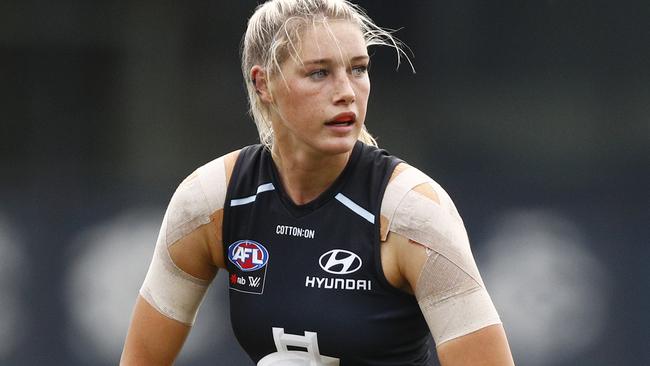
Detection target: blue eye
<box><xmin>351</xmin><ymin>65</ymin><xmax>368</xmax><ymax>77</ymax></box>
<box><xmin>309</xmin><ymin>69</ymin><xmax>328</xmax><ymax>80</ymax></box>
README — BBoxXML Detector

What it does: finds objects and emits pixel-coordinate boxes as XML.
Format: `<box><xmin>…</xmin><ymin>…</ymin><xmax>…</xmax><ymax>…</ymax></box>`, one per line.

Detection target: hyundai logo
<box><xmin>319</xmin><ymin>249</ymin><xmax>362</xmax><ymax>275</ymax></box>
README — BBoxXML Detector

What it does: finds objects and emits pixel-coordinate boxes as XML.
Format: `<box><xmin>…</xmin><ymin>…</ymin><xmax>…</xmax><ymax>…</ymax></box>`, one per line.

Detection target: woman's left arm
<box><xmin>382</xmin><ymin>165</ymin><xmax>514</xmax><ymax>365</ymax></box>
<box><xmin>394</xmin><ymin>234</ymin><xmax>515</xmax><ymax>366</ymax></box>
<box><xmin>436</xmin><ymin>324</ymin><xmax>514</xmax><ymax>366</ymax></box>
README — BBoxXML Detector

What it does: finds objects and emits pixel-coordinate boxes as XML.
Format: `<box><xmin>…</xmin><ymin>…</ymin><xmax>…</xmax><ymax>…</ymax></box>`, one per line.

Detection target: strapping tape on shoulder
<box><xmin>415</xmin><ymin>253</ymin><xmax>501</xmax><ymax>345</ymax></box>
<box><xmin>381</xmin><ymin>166</ymin><xmax>501</xmax><ymax>344</ymax></box>
<box><xmin>381</xmin><ymin>167</ymin><xmax>432</xmax><ymax>241</ymax></box>
<box><xmin>381</xmin><ymin>166</ymin><xmax>482</xmax><ymax>286</ymax></box>
<box><xmin>140</xmin><ymin>222</ymin><xmax>210</xmax><ymax>325</ymax></box>
<box><xmin>139</xmin><ymin>156</ymin><xmax>227</xmax><ymax>325</ymax></box>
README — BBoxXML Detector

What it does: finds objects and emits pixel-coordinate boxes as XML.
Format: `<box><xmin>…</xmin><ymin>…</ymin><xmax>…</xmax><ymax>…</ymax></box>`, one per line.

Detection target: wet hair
<box><xmin>241</xmin><ymin>0</ymin><xmax>412</xmax><ymax>149</ymax></box>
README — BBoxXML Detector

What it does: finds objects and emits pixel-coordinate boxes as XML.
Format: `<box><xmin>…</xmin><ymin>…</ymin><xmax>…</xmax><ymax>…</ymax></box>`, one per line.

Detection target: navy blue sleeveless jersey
<box><xmin>222</xmin><ymin>141</ymin><xmax>432</xmax><ymax>365</ymax></box>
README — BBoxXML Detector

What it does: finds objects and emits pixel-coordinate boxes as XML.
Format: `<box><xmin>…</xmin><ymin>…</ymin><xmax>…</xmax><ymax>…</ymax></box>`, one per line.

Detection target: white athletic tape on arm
<box><xmin>381</xmin><ymin>166</ymin><xmax>500</xmax><ymax>344</ymax></box>
<box><xmin>139</xmin><ymin>156</ymin><xmax>227</xmax><ymax>325</ymax></box>
<box><xmin>197</xmin><ymin>156</ymin><xmax>228</xmax><ymax>214</ymax></box>
<box><xmin>415</xmin><ymin>253</ymin><xmax>501</xmax><ymax>345</ymax></box>
<box><xmin>140</xmin><ymin>226</ymin><xmax>210</xmax><ymax>325</ymax></box>
<box><xmin>392</xmin><ymin>187</ymin><xmax>483</xmax><ymax>285</ymax></box>
<box><xmin>380</xmin><ymin>167</ymin><xmax>431</xmax><ymax>240</ymax></box>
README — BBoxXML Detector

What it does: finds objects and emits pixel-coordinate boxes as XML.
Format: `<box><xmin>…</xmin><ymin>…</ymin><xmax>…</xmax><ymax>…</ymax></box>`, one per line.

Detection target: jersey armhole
<box><xmin>220</xmin><ymin>148</ymin><xmax>248</xmax><ymax>267</ymax></box>
<box><xmin>374</xmin><ymin>162</ymin><xmax>416</xmax><ymax>295</ymax></box>
<box><xmin>196</xmin><ymin>149</ymin><xmax>240</xmax><ymax>269</ymax></box>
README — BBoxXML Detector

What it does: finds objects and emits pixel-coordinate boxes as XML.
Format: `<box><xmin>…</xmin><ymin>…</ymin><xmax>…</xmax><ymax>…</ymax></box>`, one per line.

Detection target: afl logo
<box><xmin>228</xmin><ymin>240</ymin><xmax>269</xmax><ymax>272</ymax></box>
<box><xmin>319</xmin><ymin>249</ymin><xmax>362</xmax><ymax>275</ymax></box>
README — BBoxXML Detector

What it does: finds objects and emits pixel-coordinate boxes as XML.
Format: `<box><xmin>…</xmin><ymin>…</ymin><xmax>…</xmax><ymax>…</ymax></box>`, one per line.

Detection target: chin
<box><xmin>315</xmin><ymin>136</ymin><xmax>358</xmax><ymax>156</ymax></box>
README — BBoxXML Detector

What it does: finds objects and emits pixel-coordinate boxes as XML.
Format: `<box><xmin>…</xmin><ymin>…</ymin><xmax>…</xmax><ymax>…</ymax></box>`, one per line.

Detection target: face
<box><xmin>261</xmin><ymin>20</ymin><xmax>370</xmax><ymax>157</ymax></box>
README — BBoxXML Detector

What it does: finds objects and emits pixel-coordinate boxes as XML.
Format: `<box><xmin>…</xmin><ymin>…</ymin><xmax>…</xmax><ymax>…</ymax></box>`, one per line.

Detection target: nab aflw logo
<box><xmin>319</xmin><ymin>249</ymin><xmax>362</xmax><ymax>275</ymax></box>
<box><xmin>228</xmin><ymin>240</ymin><xmax>269</xmax><ymax>272</ymax></box>
<box><xmin>228</xmin><ymin>240</ymin><xmax>269</xmax><ymax>295</ymax></box>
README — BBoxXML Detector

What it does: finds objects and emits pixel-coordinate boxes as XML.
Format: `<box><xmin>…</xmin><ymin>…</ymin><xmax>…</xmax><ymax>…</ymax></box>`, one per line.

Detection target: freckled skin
<box><xmin>122</xmin><ymin>14</ymin><xmax>514</xmax><ymax>366</ymax></box>
<box><xmin>268</xmin><ymin>21</ymin><xmax>371</xmax><ymax>158</ymax></box>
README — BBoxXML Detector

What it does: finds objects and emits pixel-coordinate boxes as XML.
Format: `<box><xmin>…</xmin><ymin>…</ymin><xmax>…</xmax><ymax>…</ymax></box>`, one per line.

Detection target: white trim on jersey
<box><xmin>335</xmin><ymin>193</ymin><xmax>375</xmax><ymax>224</ymax></box>
<box><xmin>231</xmin><ymin>183</ymin><xmax>275</xmax><ymax>207</ymax></box>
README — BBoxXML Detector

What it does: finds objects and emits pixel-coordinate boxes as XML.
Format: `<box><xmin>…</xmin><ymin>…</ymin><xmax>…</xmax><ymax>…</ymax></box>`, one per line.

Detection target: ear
<box><xmin>250</xmin><ymin>66</ymin><xmax>273</xmax><ymax>104</ymax></box>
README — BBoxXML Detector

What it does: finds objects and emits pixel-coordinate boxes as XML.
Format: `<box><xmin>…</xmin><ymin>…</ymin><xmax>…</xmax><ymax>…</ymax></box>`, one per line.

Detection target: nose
<box><xmin>333</xmin><ymin>72</ymin><xmax>355</xmax><ymax>105</ymax></box>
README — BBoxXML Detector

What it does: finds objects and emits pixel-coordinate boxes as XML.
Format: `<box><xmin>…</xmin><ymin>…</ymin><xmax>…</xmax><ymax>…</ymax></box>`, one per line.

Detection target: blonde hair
<box><xmin>241</xmin><ymin>0</ymin><xmax>412</xmax><ymax>149</ymax></box>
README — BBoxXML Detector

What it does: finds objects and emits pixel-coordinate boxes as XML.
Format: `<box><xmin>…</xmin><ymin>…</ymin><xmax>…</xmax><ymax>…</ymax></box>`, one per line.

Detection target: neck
<box><xmin>271</xmin><ymin>144</ymin><xmax>353</xmax><ymax>205</ymax></box>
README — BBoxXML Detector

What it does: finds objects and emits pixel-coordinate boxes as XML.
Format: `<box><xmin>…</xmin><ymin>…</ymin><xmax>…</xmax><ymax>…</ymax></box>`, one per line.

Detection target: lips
<box><xmin>325</xmin><ymin>112</ymin><xmax>356</xmax><ymax>126</ymax></box>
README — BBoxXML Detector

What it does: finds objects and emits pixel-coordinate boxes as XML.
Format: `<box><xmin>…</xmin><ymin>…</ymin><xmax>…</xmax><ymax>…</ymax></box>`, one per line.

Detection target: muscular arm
<box><xmin>381</xmin><ymin>164</ymin><xmax>514</xmax><ymax>365</ymax></box>
<box><xmin>388</xmin><ymin>234</ymin><xmax>514</xmax><ymax>366</ymax></box>
<box><xmin>437</xmin><ymin>324</ymin><xmax>514</xmax><ymax>366</ymax></box>
<box><xmin>120</xmin><ymin>222</ymin><xmax>220</xmax><ymax>365</ymax></box>
<box><xmin>121</xmin><ymin>152</ymin><xmax>236</xmax><ymax>365</ymax></box>
<box><xmin>121</xmin><ymin>296</ymin><xmax>192</xmax><ymax>365</ymax></box>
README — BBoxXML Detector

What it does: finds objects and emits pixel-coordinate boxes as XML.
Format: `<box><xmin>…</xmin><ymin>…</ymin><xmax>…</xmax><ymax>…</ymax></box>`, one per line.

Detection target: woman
<box><xmin>121</xmin><ymin>0</ymin><xmax>515</xmax><ymax>365</ymax></box>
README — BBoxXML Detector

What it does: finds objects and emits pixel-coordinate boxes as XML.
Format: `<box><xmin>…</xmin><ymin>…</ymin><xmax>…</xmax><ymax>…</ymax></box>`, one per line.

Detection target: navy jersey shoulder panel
<box><xmin>222</xmin><ymin>144</ymin><xmax>270</xmax><ymax>247</ymax></box>
<box><xmin>225</xmin><ymin>144</ymin><xmax>269</xmax><ymax>201</ymax></box>
<box><xmin>339</xmin><ymin>142</ymin><xmax>403</xmax><ymax>217</ymax></box>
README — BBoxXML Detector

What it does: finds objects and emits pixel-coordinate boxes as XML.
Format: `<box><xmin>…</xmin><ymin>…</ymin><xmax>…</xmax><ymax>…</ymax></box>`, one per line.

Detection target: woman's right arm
<box><xmin>122</xmin><ymin>223</ymin><xmax>220</xmax><ymax>364</ymax></box>
<box><xmin>120</xmin><ymin>221</ymin><xmax>220</xmax><ymax>365</ymax></box>
<box><xmin>121</xmin><ymin>296</ymin><xmax>192</xmax><ymax>365</ymax></box>
<box><xmin>121</xmin><ymin>152</ymin><xmax>237</xmax><ymax>365</ymax></box>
